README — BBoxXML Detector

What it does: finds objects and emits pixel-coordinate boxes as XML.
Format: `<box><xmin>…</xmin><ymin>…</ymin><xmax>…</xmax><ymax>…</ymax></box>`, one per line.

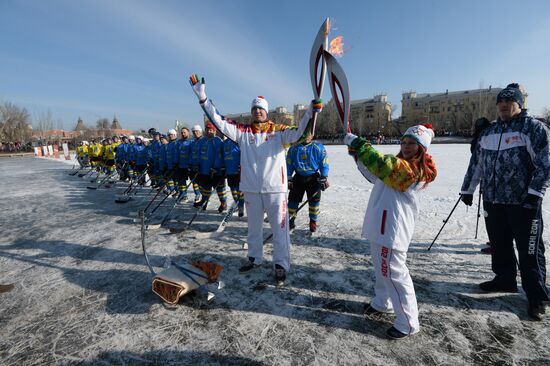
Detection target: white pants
<box><xmin>244</xmin><ymin>192</ymin><xmax>290</xmax><ymax>271</ymax></box>
<box><xmin>370</xmin><ymin>242</ymin><xmax>419</xmax><ymax>334</ymax></box>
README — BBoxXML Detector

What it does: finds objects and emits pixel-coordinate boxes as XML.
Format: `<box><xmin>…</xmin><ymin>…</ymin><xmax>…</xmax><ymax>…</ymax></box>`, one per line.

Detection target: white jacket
<box><xmin>357</xmin><ymin>161</ymin><xmax>423</xmax><ymax>252</ymax></box>
<box><xmin>201</xmin><ymin>99</ymin><xmax>312</xmax><ymax>193</ymax></box>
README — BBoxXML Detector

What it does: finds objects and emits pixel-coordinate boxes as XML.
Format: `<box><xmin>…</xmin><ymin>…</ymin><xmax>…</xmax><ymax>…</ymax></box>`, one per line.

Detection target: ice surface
<box><xmin>0</xmin><ymin>145</ymin><xmax>549</xmax><ymax>365</ymax></box>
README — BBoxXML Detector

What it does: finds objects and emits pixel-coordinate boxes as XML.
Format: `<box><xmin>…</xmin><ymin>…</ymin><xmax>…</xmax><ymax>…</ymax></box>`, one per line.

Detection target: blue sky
<box><xmin>1</xmin><ymin>0</ymin><xmax>549</xmax><ymax>132</ymax></box>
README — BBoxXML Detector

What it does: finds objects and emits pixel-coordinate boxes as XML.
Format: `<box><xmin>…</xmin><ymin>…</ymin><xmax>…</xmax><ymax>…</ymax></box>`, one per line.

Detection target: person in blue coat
<box><xmin>116</xmin><ymin>136</ymin><xmax>129</xmax><ymax>181</ymax></box>
<box><xmin>194</xmin><ymin>122</ymin><xmax>227</xmax><ymax>212</ymax></box>
<box><xmin>156</xmin><ymin>135</ymin><xmax>169</xmax><ymax>187</ymax></box>
<box><xmin>149</xmin><ymin>132</ymin><xmax>162</xmax><ymax>187</ymax></box>
<box><xmin>286</xmin><ymin>132</ymin><xmax>329</xmax><ymax>233</ymax></box>
<box><xmin>223</xmin><ymin>138</ymin><xmax>244</xmax><ymax>216</ymax></box>
<box><xmin>133</xmin><ymin>136</ymin><xmax>148</xmax><ymax>185</ymax></box>
<box><xmin>164</xmin><ymin>129</ymin><xmax>180</xmax><ymax>193</ymax></box>
<box><xmin>189</xmin><ymin>125</ymin><xmax>204</xmax><ymax>203</ymax></box>
<box><xmin>176</xmin><ymin>127</ymin><xmax>195</xmax><ymax>201</ymax></box>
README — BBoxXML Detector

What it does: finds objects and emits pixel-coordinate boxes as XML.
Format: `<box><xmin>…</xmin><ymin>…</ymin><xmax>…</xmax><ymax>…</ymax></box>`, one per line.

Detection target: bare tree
<box><xmin>0</xmin><ymin>101</ymin><xmax>32</xmax><ymax>142</ymax></box>
<box><xmin>35</xmin><ymin>109</ymin><xmax>54</xmax><ymax>134</ymax></box>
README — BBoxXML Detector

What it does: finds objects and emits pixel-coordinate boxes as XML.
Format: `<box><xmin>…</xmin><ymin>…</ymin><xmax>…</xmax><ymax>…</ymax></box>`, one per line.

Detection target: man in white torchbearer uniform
<box><xmin>189</xmin><ymin>74</ymin><xmax>322</xmax><ymax>285</ymax></box>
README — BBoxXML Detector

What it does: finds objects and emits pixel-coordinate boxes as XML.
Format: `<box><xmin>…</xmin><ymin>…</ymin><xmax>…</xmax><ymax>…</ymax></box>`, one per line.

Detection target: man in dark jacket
<box><xmin>460</xmin><ymin>83</ymin><xmax>550</xmax><ymax>320</ymax></box>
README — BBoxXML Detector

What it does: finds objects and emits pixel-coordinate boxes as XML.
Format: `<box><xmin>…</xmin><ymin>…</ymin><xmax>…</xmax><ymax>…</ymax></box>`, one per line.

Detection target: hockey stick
<box><xmin>324</xmin><ymin>50</ymin><xmax>351</xmax><ymax>134</ymax></box>
<box><xmin>152</xmin><ymin>174</ymin><xmax>200</xmax><ymax>229</ymax></box>
<box><xmin>131</xmin><ymin>181</ymin><xmax>168</xmax><ymax>214</ymax></box>
<box><xmin>89</xmin><ymin>169</ymin><xmax>103</xmax><ymax>183</ymax></box>
<box><xmin>140</xmin><ymin>209</ymin><xmax>157</xmax><ymax>276</ymax></box>
<box><xmin>103</xmin><ymin>162</ymin><xmax>127</xmax><ymax>188</ymax></box>
<box><xmin>88</xmin><ymin>163</ymin><xmax>123</xmax><ymax>189</ymax></box>
<box><xmin>194</xmin><ymin>199</ymin><xmax>239</xmax><ymax>239</ymax></box>
<box><xmin>115</xmin><ymin>167</ymin><xmax>150</xmax><ymax>202</ymax></box>
<box><xmin>427</xmin><ymin>195</ymin><xmax>462</xmax><ymax>251</ymax></box>
<box><xmin>78</xmin><ymin>168</ymin><xmax>95</xmax><ymax>178</ymax></box>
<box><xmin>137</xmin><ymin>169</ymin><xmax>185</xmax><ymax>220</ymax></box>
<box><xmin>86</xmin><ymin>170</ymin><xmax>117</xmax><ymax>190</ymax></box>
<box><xmin>69</xmin><ymin>165</ymin><xmax>86</xmax><ymax>176</ymax></box>
<box><xmin>169</xmin><ymin>196</ymin><xmax>210</xmax><ymax>234</ymax></box>
<box><xmin>135</xmin><ymin>186</ymin><xmax>178</xmax><ymax>226</ymax></box>
<box><xmin>474</xmin><ymin>184</ymin><xmax>482</xmax><ymax>239</ymax></box>
<box><xmin>307</xmin><ymin>18</ymin><xmax>329</xmax><ymax>135</ymax></box>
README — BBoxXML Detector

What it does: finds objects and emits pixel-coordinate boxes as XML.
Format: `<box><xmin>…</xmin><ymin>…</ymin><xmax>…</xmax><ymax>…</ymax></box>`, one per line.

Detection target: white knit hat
<box><xmin>129</xmin><ymin>135</ymin><xmax>135</xmax><ymax>140</ymax></box>
<box><xmin>191</xmin><ymin>125</ymin><xmax>202</xmax><ymax>132</ymax></box>
<box><xmin>251</xmin><ymin>96</ymin><xmax>269</xmax><ymax>112</ymax></box>
<box><xmin>402</xmin><ymin>123</ymin><xmax>435</xmax><ymax>149</ymax></box>
<box><xmin>137</xmin><ymin>135</ymin><xmax>144</xmax><ymax>141</ymax></box>
<box><xmin>168</xmin><ymin>129</ymin><xmax>177</xmax><ymax>135</ymax></box>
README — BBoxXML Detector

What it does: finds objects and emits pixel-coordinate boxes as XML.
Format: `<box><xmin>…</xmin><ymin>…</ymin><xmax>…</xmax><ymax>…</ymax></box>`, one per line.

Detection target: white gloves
<box><xmin>189</xmin><ymin>74</ymin><xmax>207</xmax><ymax>103</ymax></box>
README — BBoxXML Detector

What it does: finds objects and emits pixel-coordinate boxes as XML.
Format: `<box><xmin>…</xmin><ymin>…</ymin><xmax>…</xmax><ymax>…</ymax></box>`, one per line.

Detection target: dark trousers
<box><xmin>484</xmin><ymin>201</ymin><xmax>549</xmax><ymax>304</ymax></box>
<box><xmin>197</xmin><ymin>174</ymin><xmax>226</xmax><ymax>202</ymax></box>
<box><xmin>134</xmin><ymin>165</ymin><xmax>147</xmax><ymax>185</ymax></box>
<box><xmin>175</xmin><ymin>167</ymin><xmax>189</xmax><ymax>183</ymax></box>
<box><xmin>288</xmin><ymin>173</ymin><xmax>321</xmax><ymax>221</ymax></box>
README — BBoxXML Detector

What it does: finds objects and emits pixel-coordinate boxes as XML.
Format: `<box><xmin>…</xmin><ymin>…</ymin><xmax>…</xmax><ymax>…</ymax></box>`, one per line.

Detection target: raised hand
<box><xmin>189</xmin><ymin>74</ymin><xmax>207</xmax><ymax>103</ymax></box>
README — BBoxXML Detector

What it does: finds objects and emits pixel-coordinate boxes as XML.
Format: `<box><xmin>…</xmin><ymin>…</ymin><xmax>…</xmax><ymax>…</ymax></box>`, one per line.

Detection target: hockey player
<box><xmin>88</xmin><ymin>139</ymin><xmax>102</xmax><ymax>170</ymax></box>
<box><xmin>128</xmin><ymin>136</ymin><xmax>147</xmax><ymax>184</ymax></box>
<box><xmin>103</xmin><ymin>138</ymin><xmax>116</xmax><ymax>175</ymax></box>
<box><xmin>112</xmin><ymin>136</ymin><xmax>121</xmax><ymax>154</ymax></box>
<box><xmin>176</xmin><ymin>127</ymin><xmax>194</xmax><ymax>201</ymax></box>
<box><xmin>148</xmin><ymin>132</ymin><xmax>162</xmax><ymax>187</ymax></box>
<box><xmin>223</xmin><ymin>138</ymin><xmax>244</xmax><ymax>217</ymax></box>
<box><xmin>286</xmin><ymin>132</ymin><xmax>329</xmax><ymax>233</ymax></box>
<box><xmin>116</xmin><ymin>136</ymin><xmax>130</xmax><ymax>181</ymax></box>
<box><xmin>189</xmin><ymin>73</ymin><xmax>321</xmax><ymax>285</ymax></box>
<box><xmin>460</xmin><ymin>83</ymin><xmax>550</xmax><ymax>321</ymax></box>
<box><xmin>189</xmin><ymin>125</ymin><xmax>204</xmax><ymax>203</ymax></box>
<box><xmin>133</xmin><ymin>136</ymin><xmax>148</xmax><ymax>185</ymax></box>
<box><xmin>345</xmin><ymin>124</ymin><xmax>437</xmax><ymax>339</ymax></box>
<box><xmin>157</xmin><ymin>135</ymin><xmax>169</xmax><ymax>187</ymax></box>
<box><xmin>75</xmin><ymin>141</ymin><xmax>89</xmax><ymax>168</ymax></box>
<box><xmin>164</xmin><ymin>129</ymin><xmax>180</xmax><ymax>194</ymax></box>
<box><xmin>194</xmin><ymin>122</ymin><xmax>227</xmax><ymax>212</ymax></box>
<box><xmin>126</xmin><ymin>135</ymin><xmax>136</xmax><ymax>179</ymax></box>
<box><xmin>98</xmin><ymin>139</ymin><xmax>109</xmax><ymax>173</ymax></box>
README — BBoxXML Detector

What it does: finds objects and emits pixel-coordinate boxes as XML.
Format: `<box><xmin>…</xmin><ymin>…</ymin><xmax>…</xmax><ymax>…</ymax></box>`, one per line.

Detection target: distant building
<box><xmin>400</xmin><ymin>86</ymin><xmax>528</xmax><ymax>135</ymax></box>
<box><xmin>111</xmin><ymin>116</ymin><xmax>122</xmax><ymax>130</ymax></box>
<box><xmin>74</xmin><ymin>117</ymin><xmax>87</xmax><ymax>131</ymax></box>
<box><xmin>32</xmin><ymin>129</ymin><xmax>82</xmax><ymax>143</ymax></box>
<box><xmin>34</xmin><ymin>116</ymin><xmax>132</xmax><ymax>144</ymax></box>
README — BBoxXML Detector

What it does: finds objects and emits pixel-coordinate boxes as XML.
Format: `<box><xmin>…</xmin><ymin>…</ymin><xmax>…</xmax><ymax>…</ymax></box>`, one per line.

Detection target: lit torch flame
<box><xmin>328</xmin><ymin>36</ymin><xmax>344</xmax><ymax>58</ymax></box>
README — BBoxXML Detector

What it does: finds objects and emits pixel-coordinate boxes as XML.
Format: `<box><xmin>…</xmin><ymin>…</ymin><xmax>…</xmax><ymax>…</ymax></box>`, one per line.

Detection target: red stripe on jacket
<box><xmin>380</xmin><ymin>210</ymin><xmax>387</xmax><ymax>235</ymax></box>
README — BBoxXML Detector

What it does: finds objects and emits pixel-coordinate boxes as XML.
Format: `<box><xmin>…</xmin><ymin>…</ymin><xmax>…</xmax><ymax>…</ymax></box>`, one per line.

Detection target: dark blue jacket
<box><xmin>198</xmin><ymin>136</ymin><xmax>223</xmax><ymax>175</ymax></box>
<box><xmin>461</xmin><ymin>111</ymin><xmax>550</xmax><ymax>204</ymax></box>
<box><xmin>178</xmin><ymin>138</ymin><xmax>193</xmax><ymax>169</ymax></box>
<box><xmin>223</xmin><ymin>139</ymin><xmax>241</xmax><ymax>175</ymax></box>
